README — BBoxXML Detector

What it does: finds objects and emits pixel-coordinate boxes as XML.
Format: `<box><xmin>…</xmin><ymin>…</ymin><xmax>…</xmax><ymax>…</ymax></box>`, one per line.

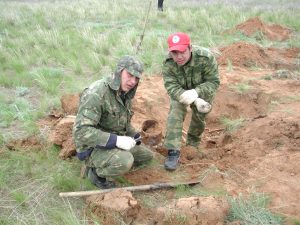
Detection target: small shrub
<box><xmin>219</xmin><ymin>117</ymin><xmax>245</xmax><ymax>132</ymax></box>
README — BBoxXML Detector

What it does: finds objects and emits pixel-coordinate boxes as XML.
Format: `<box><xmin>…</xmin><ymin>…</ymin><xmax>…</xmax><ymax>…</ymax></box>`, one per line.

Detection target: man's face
<box><xmin>169</xmin><ymin>45</ymin><xmax>192</xmax><ymax>66</ymax></box>
<box><xmin>120</xmin><ymin>69</ymin><xmax>139</xmax><ymax>92</ymax></box>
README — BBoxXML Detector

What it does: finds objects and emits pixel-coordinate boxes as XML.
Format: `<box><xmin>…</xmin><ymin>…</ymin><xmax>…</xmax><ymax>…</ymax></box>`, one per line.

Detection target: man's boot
<box><xmin>164</xmin><ymin>149</ymin><xmax>180</xmax><ymax>171</ymax></box>
<box><xmin>87</xmin><ymin>167</ymin><xmax>116</xmax><ymax>189</ymax></box>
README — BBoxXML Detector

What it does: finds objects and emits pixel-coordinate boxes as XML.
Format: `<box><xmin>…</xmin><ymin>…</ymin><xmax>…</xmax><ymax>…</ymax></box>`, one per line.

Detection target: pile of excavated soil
<box><xmin>5</xmin><ymin>136</ymin><xmax>42</xmax><ymax>151</ymax></box>
<box><xmin>217</xmin><ymin>41</ymin><xmax>300</xmax><ymax>69</ymax></box>
<box><xmin>235</xmin><ymin>17</ymin><xmax>292</xmax><ymax>41</ymax></box>
<box><xmin>217</xmin><ymin>41</ymin><xmax>271</xmax><ymax>68</ymax></box>
<box><xmin>86</xmin><ymin>189</ymin><xmax>229</xmax><ymax>225</ymax></box>
<box><xmin>49</xmin><ymin>116</ymin><xmax>76</xmax><ymax>159</ymax></box>
<box><xmin>60</xmin><ymin>93</ymin><xmax>80</xmax><ymax>115</ymax></box>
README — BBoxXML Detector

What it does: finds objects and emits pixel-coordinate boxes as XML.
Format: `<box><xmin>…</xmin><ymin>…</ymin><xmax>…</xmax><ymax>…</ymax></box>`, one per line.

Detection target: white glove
<box><xmin>179</xmin><ymin>89</ymin><xmax>198</xmax><ymax>105</ymax></box>
<box><xmin>116</xmin><ymin>136</ymin><xmax>136</xmax><ymax>151</ymax></box>
<box><xmin>194</xmin><ymin>98</ymin><xmax>212</xmax><ymax>113</ymax></box>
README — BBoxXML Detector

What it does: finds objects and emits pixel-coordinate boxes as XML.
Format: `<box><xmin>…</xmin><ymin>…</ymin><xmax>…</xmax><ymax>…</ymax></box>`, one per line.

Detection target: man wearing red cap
<box><xmin>162</xmin><ymin>32</ymin><xmax>220</xmax><ymax>171</ymax></box>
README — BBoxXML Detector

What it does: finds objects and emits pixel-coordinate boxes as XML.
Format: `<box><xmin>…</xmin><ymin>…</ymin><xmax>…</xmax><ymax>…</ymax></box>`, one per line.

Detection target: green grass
<box><xmin>175</xmin><ymin>184</ymin><xmax>227</xmax><ymax>199</ymax></box>
<box><xmin>219</xmin><ymin>117</ymin><xmax>245</xmax><ymax>132</ymax></box>
<box><xmin>0</xmin><ymin>145</ymin><xmax>94</xmax><ymax>224</ymax></box>
<box><xmin>227</xmin><ymin>193</ymin><xmax>283</xmax><ymax>225</ymax></box>
<box><xmin>230</xmin><ymin>82</ymin><xmax>252</xmax><ymax>94</ymax></box>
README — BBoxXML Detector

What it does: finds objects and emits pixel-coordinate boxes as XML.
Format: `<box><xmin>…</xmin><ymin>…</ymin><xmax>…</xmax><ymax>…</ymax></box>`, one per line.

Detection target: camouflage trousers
<box><xmin>164</xmin><ymin>99</ymin><xmax>206</xmax><ymax>150</ymax></box>
<box><xmin>86</xmin><ymin>145</ymin><xmax>153</xmax><ymax>178</ymax></box>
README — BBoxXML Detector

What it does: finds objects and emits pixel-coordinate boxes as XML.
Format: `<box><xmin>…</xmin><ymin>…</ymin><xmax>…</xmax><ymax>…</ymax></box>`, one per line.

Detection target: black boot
<box><xmin>88</xmin><ymin>168</ymin><xmax>116</xmax><ymax>189</ymax></box>
<box><xmin>164</xmin><ymin>149</ymin><xmax>180</xmax><ymax>171</ymax></box>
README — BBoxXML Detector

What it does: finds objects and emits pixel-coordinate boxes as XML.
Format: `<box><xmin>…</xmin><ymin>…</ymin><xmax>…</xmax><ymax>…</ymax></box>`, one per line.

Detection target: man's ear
<box><xmin>189</xmin><ymin>45</ymin><xmax>193</xmax><ymax>52</ymax></box>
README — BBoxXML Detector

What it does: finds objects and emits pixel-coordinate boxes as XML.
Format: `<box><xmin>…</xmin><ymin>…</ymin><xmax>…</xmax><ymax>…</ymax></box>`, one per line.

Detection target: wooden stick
<box><xmin>59</xmin><ymin>180</ymin><xmax>202</xmax><ymax>198</ymax></box>
<box><xmin>135</xmin><ymin>0</ymin><xmax>152</xmax><ymax>54</ymax></box>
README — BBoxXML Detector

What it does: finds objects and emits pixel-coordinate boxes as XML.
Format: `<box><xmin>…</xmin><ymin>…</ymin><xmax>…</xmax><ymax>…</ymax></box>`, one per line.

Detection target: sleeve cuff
<box><xmin>105</xmin><ymin>134</ymin><xmax>117</xmax><ymax>149</ymax></box>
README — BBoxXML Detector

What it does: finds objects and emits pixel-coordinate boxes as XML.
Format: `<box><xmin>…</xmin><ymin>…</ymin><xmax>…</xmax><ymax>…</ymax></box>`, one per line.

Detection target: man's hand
<box><xmin>179</xmin><ymin>89</ymin><xmax>198</xmax><ymax>105</ymax></box>
<box><xmin>194</xmin><ymin>98</ymin><xmax>212</xmax><ymax>113</ymax></box>
<box><xmin>116</xmin><ymin>136</ymin><xmax>136</xmax><ymax>151</ymax></box>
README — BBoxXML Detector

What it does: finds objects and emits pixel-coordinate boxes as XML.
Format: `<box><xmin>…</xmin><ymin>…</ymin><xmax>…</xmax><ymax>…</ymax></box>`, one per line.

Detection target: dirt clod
<box><xmin>155</xmin><ymin>196</ymin><xmax>229</xmax><ymax>225</ymax></box>
<box><xmin>86</xmin><ymin>189</ymin><xmax>140</xmax><ymax>225</ymax></box>
<box><xmin>60</xmin><ymin>93</ymin><xmax>80</xmax><ymax>115</ymax></box>
<box><xmin>49</xmin><ymin>116</ymin><xmax>76</xmax><ymax>159</ymax></box>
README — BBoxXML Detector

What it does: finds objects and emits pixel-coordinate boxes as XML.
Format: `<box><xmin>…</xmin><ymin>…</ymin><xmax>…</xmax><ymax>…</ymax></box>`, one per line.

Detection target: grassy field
<box><xmin>0</xmin><ymin>0</ymin><xmax>299</xmax><ymax>224</ymax></box>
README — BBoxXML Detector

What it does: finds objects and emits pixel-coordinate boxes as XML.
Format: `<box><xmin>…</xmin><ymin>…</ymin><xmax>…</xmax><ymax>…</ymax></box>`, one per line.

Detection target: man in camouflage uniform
<box><xmin>73</xmin><ymin>55</ymin><xmax>153</xmax><ymax>189</ymax></box>
<box><xmin>162</xmin><ymin>32</ymin><xmax>220</xmax><ymax>171</ymax></box>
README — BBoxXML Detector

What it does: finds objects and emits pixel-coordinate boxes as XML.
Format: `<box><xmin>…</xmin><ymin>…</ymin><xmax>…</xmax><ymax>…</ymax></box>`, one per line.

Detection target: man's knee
<box><xmin>111</xmin><ymin>151</ymin><xmax>134</xmax><ymax>175</ymax></box>
<box><xmin>132</xmin><ymin>145</ymin><xmax>153</xmax><ymax>163</ymax></box>
<box><xmin>93</xmin><ymin>151</ymin><xmax>134</xmax><ymax>177</ymax></box>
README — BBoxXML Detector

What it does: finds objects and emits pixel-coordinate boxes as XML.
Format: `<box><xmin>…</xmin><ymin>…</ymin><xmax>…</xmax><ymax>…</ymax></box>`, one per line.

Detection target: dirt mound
<box><xmin>86</xmin><ymin>189</ymin><xmax>140</xmax><ymax>225</ymax></box>
<box><xmin>156</xmin><ymin>196</ymin><xmax>229</xmax><ymax>225</ymax></box>
<box><xmin>5</xmin><ymin>136</ymin><xmax>42</xmax><ymax>151</ymax></box>
<box><xmin>217</xmin><ymin>41</ymin><xmax>300</xmax><ymax>69</ymax></box>
<box><xmin>49</xmin><ymin>116</ymin><xmax>76</xmax><ymax>159</ymax></box>
<box><xmin>235</xmin><ymin>17</ymin><xmax>292</xmax><ymax>41</ymax></box>
<box><xmin>218</xmin><ymin>41</ymin><xmax>270</xmax><ymax>68</ymax></box>
<box><xmin>60</xmin><ymin>93</ymin><xmax>80</xmax><ymax>115</ymax></box>
<box><xmin>86</xmin><ymin>190</ymin><xmax>229</xmax><ymax>225</ymax></box>
<box><xmin>266</xmin><ymin>47</ymin><xmax>300</xmax><ymax>70</ymax></box>
<box><xmin>208</xmin><ymin>86</ymin><xmax>271</xmax><ymax>123</ymax></box>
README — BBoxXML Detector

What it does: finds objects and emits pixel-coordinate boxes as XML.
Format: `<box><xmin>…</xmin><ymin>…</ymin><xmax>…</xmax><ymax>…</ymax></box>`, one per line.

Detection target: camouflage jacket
<box><xmin>162</xmin><ymin>46</ymin><xmax>220</xmax><ymax>103</ymax></box>
<box><xmin>73</xmin><ymin>76</ymin><xmax>138</xmax><ymax>153</ymax></box>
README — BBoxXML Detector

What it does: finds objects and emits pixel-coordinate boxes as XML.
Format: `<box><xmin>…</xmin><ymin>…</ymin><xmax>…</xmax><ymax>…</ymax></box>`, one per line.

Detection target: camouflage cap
<box><xmin>117</xmin><ymin>55</ymin><xmax>144</xmax><ymax>78</ymax></box>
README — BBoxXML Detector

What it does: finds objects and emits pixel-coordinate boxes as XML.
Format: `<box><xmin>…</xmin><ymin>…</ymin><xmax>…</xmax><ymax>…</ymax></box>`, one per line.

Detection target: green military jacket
<box><xmin>73</xmin><ymin>76</ymin><xmax>138</xmax><ymax>153</ymax></box>
<box><xmin>162</xmin><ymin>46</ymin><xmax>220</xmax><ymax>103</ymax></box>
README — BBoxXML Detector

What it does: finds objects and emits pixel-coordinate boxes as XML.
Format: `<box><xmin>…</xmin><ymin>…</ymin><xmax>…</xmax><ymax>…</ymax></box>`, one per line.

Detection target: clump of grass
<box><xmin>227</xmin><ymin>59</ymin><xmax>233</xmax><ymax>72</ymax></box>
<box><xmin>0</xmin><ymin>146</ymin><xmax>90</xmax><ymax>224</ymax></box>
<box><xmin>52</xmin><ymin>175</ymin><xmax>84</xmax><ymax>192</ymax></box>
<box><xmin>11</xmin><ymin>191</ymin><xmax>27</xmax><ymax>206</ymax></box>
<box><xmin>30</xmin><ymin>67</ymin><xmax>64</xmax><ymax>95</ymax></box>
<box><xmin>15</xmin><ymin>86</ymin><xmax>30</xmax><ymax>97</ymax></box>
<box><xmin>285</xmin><ymin>95</ymin><xmax>300</xmax><ymax>102</ymax></box>
<box><xmin>0</xmin><ymin>134</ymin><xmax>4</xmax><ymax>146</ymax></box>
<box><xmin>164</xmin><ymin>211</ymin><xmax>188</xmax><ymax>225</ymax></box>
<box><xmin>114</xmin><ymin>176</ymin><xmax>133</xmax><ymax>186</ymax></box>
<box><xmin>227</xmin><ymin>193</ymin><xmax>283</xmax><ymax>225</ymax></box>
<box><xmin>261</xmin><ymin>74</ymin><xmax>273</xmax><ymax>80</ymax></box>
<box><xmin>219</xmin><ymin>117</ymin><xmax>245</xmax><ymax>132</ymax></box>
<box><xmin>230</xmin><ymin>83</ymin><xmax>252</xmax><ymax>94</ymax></box>
<box><xmin>175</xmin><ymin>184</ymin><xmax>191</xmax><ymax>198</ymax></box>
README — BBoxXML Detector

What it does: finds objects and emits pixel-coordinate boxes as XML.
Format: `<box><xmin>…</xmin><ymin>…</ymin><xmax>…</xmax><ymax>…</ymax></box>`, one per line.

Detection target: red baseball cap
<box><xmin>167</xmin><ymin>32</ymin><xmax>190</xmax><ymax>52</ymax></box>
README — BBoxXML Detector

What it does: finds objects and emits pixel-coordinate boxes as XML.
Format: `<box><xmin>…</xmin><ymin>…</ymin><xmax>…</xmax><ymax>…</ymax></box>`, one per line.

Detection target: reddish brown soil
<box><xmin>234</xmin><ymin>17</ymin><xmax>292</xmax><ymax>41</ymax></box>
<box><xmin>6</xmin><ymin>136</ymin><xmax>42</xmax><ymax>151</ymax></box>
<box><xmin>60</xmin><ymin>93</ymin><xmax>80</xmax><ymax>115</ymax></box>
<box><xmin>217</xmin><ymin>41</ymin><xmax>300</xmax><ymax>69</ymax></box>
<box><xmin>80</xmin><ymin>65</ymin><xmax>300</xmax><ymax>223</ymax></box>
<box><xmin>128</xmin><ymin>66</ymin><xmax>300</xmax><ymax>220</ymax></box>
